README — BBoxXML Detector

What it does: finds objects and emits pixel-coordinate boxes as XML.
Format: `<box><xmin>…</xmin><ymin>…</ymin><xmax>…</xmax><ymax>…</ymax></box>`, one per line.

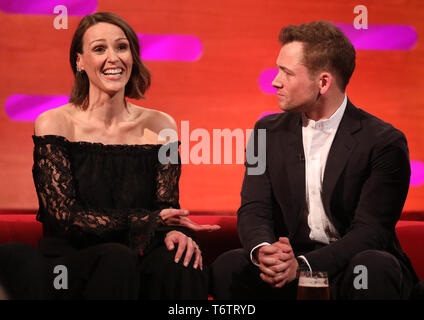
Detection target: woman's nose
<box><xmin>106</xmin><ymin>48</ymin><xmax>119</xmax><ymax>62</ymax></box>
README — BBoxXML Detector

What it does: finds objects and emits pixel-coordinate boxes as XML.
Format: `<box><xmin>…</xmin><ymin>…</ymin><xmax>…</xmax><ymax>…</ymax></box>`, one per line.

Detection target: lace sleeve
<box><xmin>145</xmin><ymin>143</ymin><xmax>195</xmax><ymax>242</ymax></box>
<box><xmin>32</xmin><ymin>137</ymin><xmax>161</xmax><ymax>253</ymax></box>
<box><xmin>155</xmin><ymin>155</ymin><xmax>181</xmax><ymax>210</ymax></box>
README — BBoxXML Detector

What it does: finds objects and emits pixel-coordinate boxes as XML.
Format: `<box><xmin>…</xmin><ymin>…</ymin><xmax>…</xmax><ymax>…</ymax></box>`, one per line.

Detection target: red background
<box><xmin>0</xmin><ymin>0</ymin><xmax>423</xmax><ymax>213</ymax></box>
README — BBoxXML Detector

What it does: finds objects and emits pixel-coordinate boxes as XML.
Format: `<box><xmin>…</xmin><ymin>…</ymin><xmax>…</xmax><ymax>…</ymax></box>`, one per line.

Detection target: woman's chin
<box><xmin>100</xmin><ymin>84</ymin><xmax>127</xmax><ymax>96</ymax></box>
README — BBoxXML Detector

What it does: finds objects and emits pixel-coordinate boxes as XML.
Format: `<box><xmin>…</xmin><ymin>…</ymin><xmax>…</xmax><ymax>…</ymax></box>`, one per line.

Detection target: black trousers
<box><xmin>0</xmin><ymin>242</ymin><xmax>207</xmax><ymax>300</ymax></box>
<box><xmin>209</xmin><ymin>248</ymin><xmax>416</xmax><ymax>300</ymax></box>
<box><xmin>0</xmin><ymin>242</ymin><xmax>48</xmax><ymax>299</ymax></box>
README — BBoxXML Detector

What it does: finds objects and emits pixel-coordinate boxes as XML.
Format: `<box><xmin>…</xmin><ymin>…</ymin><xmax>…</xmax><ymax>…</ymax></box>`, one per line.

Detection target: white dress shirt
<box><xmin>302</xmin><ymin>94</ymin><xmax>347</xmax><ymax>244</ymax></box>
<box><xmin>251</xmin><ymin>95</ymin><xmax>347</xmax><ymax>267</ymax></box>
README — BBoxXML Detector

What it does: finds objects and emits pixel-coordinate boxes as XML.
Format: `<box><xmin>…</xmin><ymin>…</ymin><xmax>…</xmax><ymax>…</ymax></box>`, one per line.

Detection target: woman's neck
<box><xmin>85</xmin><ymin>87</ymin><xmax>131</xmax><ymax>128</ymax></box>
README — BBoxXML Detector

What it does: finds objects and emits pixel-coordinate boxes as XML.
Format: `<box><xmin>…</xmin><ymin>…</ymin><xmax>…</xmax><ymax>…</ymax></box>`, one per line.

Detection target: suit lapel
<box><xmin>280</xmin><ymin>113</ymin><xmax>306</xmax><ymax>235</ymax></box>
<box><xmin>322</xmin><ymin>101</ymin><xmax>361</xmax><ymax>217</ymax></box>
<box><xmin>275</xmin><ymin>102</ymin><xmax>361</xmax><ymax>235</ymax></box>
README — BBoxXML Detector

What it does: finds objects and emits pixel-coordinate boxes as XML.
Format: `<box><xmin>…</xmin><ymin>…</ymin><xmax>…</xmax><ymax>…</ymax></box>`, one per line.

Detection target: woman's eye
<box><xmin>118</xmin><ymin>44</ymin><xmax>128</xmax><ymax>50</ymax></box>
<box><xmin>93</xmin><ymin>46</ymin><xmax>105</xmax><ymax>52</ymax></box>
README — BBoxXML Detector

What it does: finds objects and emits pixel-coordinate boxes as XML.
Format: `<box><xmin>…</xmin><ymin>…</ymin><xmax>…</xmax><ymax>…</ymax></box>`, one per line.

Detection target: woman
<box><xmin>31</xmin><ymin>12</ymin><xmax>218</xmax><ymax>299</ymax></box>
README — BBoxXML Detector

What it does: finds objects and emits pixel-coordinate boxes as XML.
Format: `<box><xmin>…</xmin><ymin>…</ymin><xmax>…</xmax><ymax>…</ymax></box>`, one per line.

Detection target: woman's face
<box><xmin>77</xmin><ymin>22</ymin><xmax>133</xmax><ymax>97</ymax></box>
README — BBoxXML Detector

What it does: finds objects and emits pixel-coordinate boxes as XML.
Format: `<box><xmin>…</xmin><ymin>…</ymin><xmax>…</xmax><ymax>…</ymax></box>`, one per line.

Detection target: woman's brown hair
<box><xmin>69</xmin><ymin>12</ymin><xmax>151</xmax><ymax>109</ymax></box>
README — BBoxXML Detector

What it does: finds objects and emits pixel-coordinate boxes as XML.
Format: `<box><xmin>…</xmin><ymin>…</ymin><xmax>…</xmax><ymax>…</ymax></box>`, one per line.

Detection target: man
<box><xmin>210</xmin><ymin>21</ymin><xmax>418</xmax><ymax>299</ymax></box>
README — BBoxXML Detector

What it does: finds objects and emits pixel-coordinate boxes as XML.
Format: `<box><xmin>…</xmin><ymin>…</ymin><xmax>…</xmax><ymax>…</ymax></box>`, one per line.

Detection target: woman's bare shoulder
<box><xmin>130</xmin><ymin>103</ymin><xmax>178</xmax><ymax>143</ymax></box>
<box><xmin>34</xmin><ymin>104</ymin><xmax>74</xmax><ymax>137</ymax></box>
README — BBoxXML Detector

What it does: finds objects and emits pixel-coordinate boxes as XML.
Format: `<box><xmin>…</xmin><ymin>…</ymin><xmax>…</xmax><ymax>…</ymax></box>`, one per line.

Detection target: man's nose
<box><xmin>272</xmin><ymin>75</ymin><xmax>282</xmax><ymax>89</ymax></box>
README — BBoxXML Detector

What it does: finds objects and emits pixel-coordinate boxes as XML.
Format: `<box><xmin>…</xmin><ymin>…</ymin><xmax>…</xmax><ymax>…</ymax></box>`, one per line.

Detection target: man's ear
<box><xmin>318</xmin><ymin>72</ymin><xmax>332</xmax><ymax>95</ymax></box>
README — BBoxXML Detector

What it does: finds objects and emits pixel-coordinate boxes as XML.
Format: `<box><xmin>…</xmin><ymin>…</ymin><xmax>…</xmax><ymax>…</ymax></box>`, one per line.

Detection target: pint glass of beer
<box><xmin>297</xmin><ymin>271</ymin><xmax>330</xmax><ymax>300</ymax></box>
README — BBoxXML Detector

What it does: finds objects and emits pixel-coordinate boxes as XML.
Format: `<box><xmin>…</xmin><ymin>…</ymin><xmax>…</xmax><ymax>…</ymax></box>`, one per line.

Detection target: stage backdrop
<box><xmin>0</xmin><ymin>0</ymin><xmax>423</xmax><ymax>214</ymax></box>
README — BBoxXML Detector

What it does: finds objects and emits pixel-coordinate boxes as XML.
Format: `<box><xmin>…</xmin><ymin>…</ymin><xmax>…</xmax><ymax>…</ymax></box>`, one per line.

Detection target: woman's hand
<box><xmin>164</xmin><ymin>230</ymin><xmax>203</xmax><ymax>270</ymax></box>
<box><xmin>159</xmin><ymin>208</ymin><xmax>221</xmax><ymax>232</ymax></box>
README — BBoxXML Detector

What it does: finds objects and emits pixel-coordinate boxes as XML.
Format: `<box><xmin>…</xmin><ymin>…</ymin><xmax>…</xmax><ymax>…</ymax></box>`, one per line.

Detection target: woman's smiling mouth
<box><xmin>102</xmin><ymin>67</ymin><xmax>124</xmax><ymax>79</ymax></box>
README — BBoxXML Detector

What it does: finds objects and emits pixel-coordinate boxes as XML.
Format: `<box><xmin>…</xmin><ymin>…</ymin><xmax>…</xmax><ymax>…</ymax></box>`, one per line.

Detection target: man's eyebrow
<box><xmin>276</xmin><ymin>64</ymin><xmax>294</xmax><ymax>74</ymax></box>
<box><xmin>89</xmin><ymin>37</ymin><xmax>129</xmax><ymax>45</ymax></box>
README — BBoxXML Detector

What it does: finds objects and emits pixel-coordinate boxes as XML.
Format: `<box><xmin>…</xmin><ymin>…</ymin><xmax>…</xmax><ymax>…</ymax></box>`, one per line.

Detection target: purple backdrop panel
<box><xmin>411</xmin><ymin>160</ymin><xmax>424</xmax><ymax>187</ymax></box>
<box><xmin>334</xmin><ymin>23</ymin><xmax>417</xmax><ymax>50</ymax></box>
<box><xmin>5</xmin><ymin>94</ymin><xmax>69</xmax><ymax>122</ymax></box>
<box><xmin>259</xmin><ymin>24</ymin><xmax>417</xmax><ymax>94</ymax></box>
<box><xmin>0</xmin><ymin>0</ymin><xmax>97</xmax><ymax>16</ymax></box>
<box><xmin>259</xmin><ymin>68</ymin><xmax>278</xmax><ymax>95</ymax></box>
<box><xmin>138</xmin><ymin>34</ymin><xmax>202</xmax><ymax>61</ymax></box>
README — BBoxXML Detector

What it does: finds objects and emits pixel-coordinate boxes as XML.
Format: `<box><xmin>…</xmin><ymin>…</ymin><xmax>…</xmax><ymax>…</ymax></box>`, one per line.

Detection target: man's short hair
<box><xmin>279</xmin><ymin>21</ymin><xmax>356</xmax><ymax>91</ymax></box>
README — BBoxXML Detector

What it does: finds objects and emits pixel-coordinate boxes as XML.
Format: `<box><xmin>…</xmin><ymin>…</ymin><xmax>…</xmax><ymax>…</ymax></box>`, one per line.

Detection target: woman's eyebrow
<box><xmin>89</xmin><ymin>37</ymin><xmax>128</xmax><ymax>45</ymax></box>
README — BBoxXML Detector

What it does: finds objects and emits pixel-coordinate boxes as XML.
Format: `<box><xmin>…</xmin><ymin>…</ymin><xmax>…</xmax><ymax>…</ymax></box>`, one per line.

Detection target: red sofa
<box><xmin>0</xmin><ymin>211</ymin><xmax>423</xmax><ymax>280</ymax></box>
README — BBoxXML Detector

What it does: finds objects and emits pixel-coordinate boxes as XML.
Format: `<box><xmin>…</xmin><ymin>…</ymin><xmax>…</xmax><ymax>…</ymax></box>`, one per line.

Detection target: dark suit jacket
<box><xmin>238</xmin><ymin>99</ymin><xmax>418</xmax><ymax>281</ymax></box>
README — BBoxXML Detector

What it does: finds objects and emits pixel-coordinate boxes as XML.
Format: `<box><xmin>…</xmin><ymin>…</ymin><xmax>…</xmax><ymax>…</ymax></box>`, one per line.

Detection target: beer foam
<box><xmin>298</xmin><ymin>277</ymin><xmax>328</xmax><ymax>287</ymax></box>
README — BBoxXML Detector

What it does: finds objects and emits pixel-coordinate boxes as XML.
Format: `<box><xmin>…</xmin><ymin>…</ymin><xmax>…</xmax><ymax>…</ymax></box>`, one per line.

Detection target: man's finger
<box><xmin>273</xmin><ymin>269</ymin><xmax>289</xmax><ymax>283</ymax></box>
<box><xmin>260</xmin><ymin>272</ymin><xmax>286</xmax><ymax>287</ymax></box>
<box><xmin>273</xmin><ymin>268</ymin><xmax>290</xmax><ymax>287</ymax></box>
<box><xmin>273</xmin><ymin>278</ymin><xmax>288</xmax><ymax>288</ymax></box>
<box><xmin>268</xmin><ymin>262</ymin><xmax>287</xmax><ymax>274</ymax></box>
<box><xmin>258</xmin><ymin>245</ymin><xmax>280</xmax><ymax>257</ymax></box>
<box><xmin>278</xmin><ymin>251</ymin><xmax>294</xmax><ymax>261</ymax></box>
<box><xmin>259</xmin><ymin>272</ymin><xmax>275</xmax><ymax>285</ymax></box>
<box><xmin>260</xmin><ymin>255</ymin><xmax>284</xmax><ymax>267</ymax></box>
<box><xmin>279</xmin><ymin>237</ymin><xmax>290</xmax><ymax>244</ymax></box>
<box><xmin>259</xmin><ymin>263</ymin><xmax>279</xmax><ymax>277</ymax></box>
<box><xmin>274</xmin><ymin>241</ymin><xmax>292</xmax><ymax>254</ymax></box>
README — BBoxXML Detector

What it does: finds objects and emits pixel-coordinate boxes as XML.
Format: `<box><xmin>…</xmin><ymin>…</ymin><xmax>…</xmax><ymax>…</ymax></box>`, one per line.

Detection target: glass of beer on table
<box><xmin>297</xmin><ymin>271</ymin><xmax>330</xmax><ymax>300</ymax></box>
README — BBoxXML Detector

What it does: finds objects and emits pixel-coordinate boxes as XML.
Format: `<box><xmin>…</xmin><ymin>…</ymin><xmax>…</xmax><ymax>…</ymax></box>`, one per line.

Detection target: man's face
<box><xmin>272</xmin><ymin>41</ymin><xmax>320</xmax><ymax>113</ymax></box>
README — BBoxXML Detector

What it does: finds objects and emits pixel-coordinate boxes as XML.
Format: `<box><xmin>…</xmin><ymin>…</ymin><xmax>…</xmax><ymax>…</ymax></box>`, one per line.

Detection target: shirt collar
<box><xmin>302</xmin><ymin>94</ymin><xmax>347</xmax><ymax>131</ymax></box>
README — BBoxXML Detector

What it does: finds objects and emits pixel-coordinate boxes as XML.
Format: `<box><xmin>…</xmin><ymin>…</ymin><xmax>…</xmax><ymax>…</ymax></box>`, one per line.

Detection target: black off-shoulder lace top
<box><xmin>32</xmin><ymin>135</ymin><xmax>182</xmax><ymax>255</ymax></box>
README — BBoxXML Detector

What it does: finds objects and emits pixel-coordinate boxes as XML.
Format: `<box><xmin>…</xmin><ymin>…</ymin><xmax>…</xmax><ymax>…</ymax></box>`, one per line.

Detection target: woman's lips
<box><xmin>102</xmin><ymin>73</ymin><xmax>123</xmax><ymax>80</ymax></box>
<box><xmin>101</xmin><ymin>71</ymin><xmax>124</xmax><ymax>80</ymax></box>
<box><xmin>102</xmin><ymin>68</ymin><xmax>124</xmax><ymax>80</ymax></box>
